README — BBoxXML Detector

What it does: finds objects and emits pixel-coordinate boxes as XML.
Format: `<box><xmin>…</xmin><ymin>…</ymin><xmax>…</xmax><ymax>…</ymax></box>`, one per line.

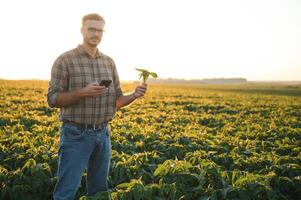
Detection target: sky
<box><xmin>0</xmin><ymin>0</ymin><xmax>300</xmax><ymax>81</ymax></box>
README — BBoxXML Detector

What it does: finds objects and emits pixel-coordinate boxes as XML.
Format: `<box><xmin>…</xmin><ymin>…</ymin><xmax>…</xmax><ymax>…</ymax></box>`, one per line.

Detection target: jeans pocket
<box><xmin>62</xmin><ymin>124</ymin><xmax>84</xmax><ymax>140</ymax></box>
<box><xmin>105</xmin><ymin>127</ymin><xmax>110</xmax><ymax>137</ymax></box>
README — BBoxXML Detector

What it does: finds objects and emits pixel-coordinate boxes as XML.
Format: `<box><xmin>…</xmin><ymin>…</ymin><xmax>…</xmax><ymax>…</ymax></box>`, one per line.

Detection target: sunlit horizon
<box><xmin>0</xmin><ymin>0</ymin><xmax>300</xmax><ymax>82</ymax></box>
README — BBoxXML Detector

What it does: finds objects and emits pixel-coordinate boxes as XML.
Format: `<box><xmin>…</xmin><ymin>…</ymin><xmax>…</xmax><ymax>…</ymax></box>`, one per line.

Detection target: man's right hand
<box><xmin>55</xmin><ymin>82</ymin><xmax>107</xmax><ymax>108</ymax></box>
<box><xmin>79</xmin><ymin>82</ymin><xmax>108</xmax><ymax>97</ymax></box>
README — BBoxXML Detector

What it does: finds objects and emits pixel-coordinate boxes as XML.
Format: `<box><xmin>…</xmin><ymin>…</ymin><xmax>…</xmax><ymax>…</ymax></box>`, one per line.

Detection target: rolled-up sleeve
<box><xmin>111</xmin><ymin>59</ymin><xmax>123</xmax><ymax>99</ymax></box>
<box><xmin>47</xmin><ymin>57</ymin><xmax>68</xmax><ymax>108</ymax></box>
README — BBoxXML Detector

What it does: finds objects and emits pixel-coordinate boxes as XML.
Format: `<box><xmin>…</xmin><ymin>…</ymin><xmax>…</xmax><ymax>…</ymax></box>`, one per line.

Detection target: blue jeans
<box><xmin>53</xmin><ymin>123</ymin><xmax>111</xmax><ymax>200</ymax></box>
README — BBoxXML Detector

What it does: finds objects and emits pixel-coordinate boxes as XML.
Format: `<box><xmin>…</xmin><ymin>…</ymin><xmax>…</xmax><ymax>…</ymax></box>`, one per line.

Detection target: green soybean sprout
<box><xmin>135</xmin><ymin>68</ymin><xmax>158</xmax><ymax>83</ymax></box>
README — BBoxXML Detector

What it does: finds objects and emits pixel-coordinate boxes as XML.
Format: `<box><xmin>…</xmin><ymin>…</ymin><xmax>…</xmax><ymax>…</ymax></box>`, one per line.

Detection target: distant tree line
<box><xmin>144</xmin><ymin>78</ymin><xmax>247</xmax><ymax>84</ymax></box>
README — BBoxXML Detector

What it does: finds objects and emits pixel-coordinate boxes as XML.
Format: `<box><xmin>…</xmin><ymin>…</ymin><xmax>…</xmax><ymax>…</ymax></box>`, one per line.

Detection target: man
<box><xmin>47</xmin><ymin>13</ymin><xmax>147</xmax><ymax>200</ymax></box>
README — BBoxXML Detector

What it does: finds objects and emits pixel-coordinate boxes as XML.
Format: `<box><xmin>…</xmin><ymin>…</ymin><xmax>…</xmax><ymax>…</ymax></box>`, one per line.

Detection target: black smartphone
<box><xmin>99</xmin><ymin>80</ymin><xmax>112</xmax><ymax>88</ymax></box>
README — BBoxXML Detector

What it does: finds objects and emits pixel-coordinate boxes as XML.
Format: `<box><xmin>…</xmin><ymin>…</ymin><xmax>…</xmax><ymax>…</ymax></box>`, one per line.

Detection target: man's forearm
<box><xmin>55</xmin><ymin>90</ymin><xmax>83</xmax><ymax>108</ymax></box>
<box><xmin>116</xmin><ymin>93</ymin><xmax>137</xmax><ymax>109</ymax></box>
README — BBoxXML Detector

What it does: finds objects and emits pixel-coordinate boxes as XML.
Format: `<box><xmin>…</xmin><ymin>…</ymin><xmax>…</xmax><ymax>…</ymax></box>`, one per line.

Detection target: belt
<box><xmin>63</xmin><ymin>120</ymin><xmax>107</xmax><ymax>131</ymax></box>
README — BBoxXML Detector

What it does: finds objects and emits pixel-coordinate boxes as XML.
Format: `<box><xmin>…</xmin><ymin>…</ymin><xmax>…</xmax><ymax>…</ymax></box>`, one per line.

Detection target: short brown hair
<box><xmin>82</xmin><ymin>13</ymin><xmax>105</xmax><ymax>26</ymax></box>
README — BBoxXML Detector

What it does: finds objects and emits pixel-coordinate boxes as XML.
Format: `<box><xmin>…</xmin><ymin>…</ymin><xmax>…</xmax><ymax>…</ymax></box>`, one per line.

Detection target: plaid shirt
<box><xmin>47</xmin><ymin>45</ymin><xmax>123</xmax><ymax>125</ymax></box>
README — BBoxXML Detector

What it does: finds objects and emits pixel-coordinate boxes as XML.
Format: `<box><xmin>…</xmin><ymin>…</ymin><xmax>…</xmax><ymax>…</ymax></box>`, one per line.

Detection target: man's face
<box><xmin>81</xmin><ymin>19</ymin><xmax>105</xmax><ymax>47</ymax></box>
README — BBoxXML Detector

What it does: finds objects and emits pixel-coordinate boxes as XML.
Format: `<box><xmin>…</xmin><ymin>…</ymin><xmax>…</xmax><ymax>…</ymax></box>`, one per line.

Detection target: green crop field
<box><xmin>0</xmin><ymin>80</ymin><xmax>300</xmax><ymax>200</ymax></box>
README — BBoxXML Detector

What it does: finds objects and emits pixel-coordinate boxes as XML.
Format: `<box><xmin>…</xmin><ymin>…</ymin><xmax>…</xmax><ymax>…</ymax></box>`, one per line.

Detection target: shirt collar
<box><xmin>77</xmin><ymin>44</ymin><xmax>102</xmax><ymax>58</ymax></box>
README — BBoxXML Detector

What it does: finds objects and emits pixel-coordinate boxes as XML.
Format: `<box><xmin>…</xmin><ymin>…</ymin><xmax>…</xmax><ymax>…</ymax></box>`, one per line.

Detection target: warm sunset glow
<box><xmin>0</xmin><ymin>0</ymin><xmax>300</xmax><ymax>81</ymax></box>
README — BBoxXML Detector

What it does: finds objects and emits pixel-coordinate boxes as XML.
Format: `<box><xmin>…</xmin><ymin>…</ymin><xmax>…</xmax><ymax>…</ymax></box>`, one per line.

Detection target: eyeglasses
<box><xmin>87</xmin><ymin>28</ymin><xmax>105</xmax><ymax>34</ymax></box>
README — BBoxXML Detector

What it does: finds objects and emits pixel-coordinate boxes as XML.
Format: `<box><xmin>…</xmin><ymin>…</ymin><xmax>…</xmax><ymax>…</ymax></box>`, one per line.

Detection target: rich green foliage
<box><xmin>0</xmin><ymin>80</ymin><xmax>300</xmax><ymax>200</ymax></box>
<box><xmin>135</xmin><ymin>68</ymin><xmax>158</xmax><ymax>83</ymax></box>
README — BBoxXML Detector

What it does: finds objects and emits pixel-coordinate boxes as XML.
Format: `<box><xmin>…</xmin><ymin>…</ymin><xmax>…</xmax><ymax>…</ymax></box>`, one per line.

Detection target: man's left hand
<box><xmin>133</xmin><ymin>83</ymin><xmax>147</xmax><ymax>98</ymax></box>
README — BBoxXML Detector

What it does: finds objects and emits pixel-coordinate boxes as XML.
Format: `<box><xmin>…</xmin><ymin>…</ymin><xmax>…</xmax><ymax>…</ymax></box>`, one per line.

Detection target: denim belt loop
<box><xmin>85</xmin><ymin>123</ymin><xmax>98</xmax><ymax>131</ymax></box>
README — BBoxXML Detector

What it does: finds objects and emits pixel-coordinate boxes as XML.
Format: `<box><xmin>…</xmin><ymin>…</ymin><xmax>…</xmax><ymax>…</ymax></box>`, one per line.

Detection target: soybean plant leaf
<box><xmin>199</xmin><ymin>196</ymin><xmax>210</xmax><ymax>200</ymax></box>
<box><xmin>149</xmin><ymin>72</ymin><xmax>158</xmax><ymax>78</ymax></box>
<box><xmin>185</xmin><ymin>184</ymin><xmax>203</xmax><ymax>192</ymax></box>
<box><xmin>222</xmin><ymin>187</ymin><xmax>233</xmax><ymax>198</ymax></box>
<box><xmin>238</xmin><ymin>190</ymin><xmax>251</xmax><ymax>200</ymax></box>
<box><xmin>117</xmin><ymin>182</ymin><xmax>131</xmax><ymax>189</ymax></box>
<box><xmin>154</xmin><ymin>165</ymin><xmax>165</xmax><ymax>177</ymax></box>
<box><xmin>135</xmin><ymin>68</ymin><xmax>146</xmax><ymax>72</ymax></box>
